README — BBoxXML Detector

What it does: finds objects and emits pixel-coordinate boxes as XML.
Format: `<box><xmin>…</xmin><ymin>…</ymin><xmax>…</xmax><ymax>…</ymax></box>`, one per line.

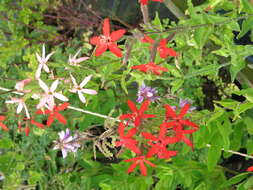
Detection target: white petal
<box><xmin>36</xmin><ymin>53</ymin><xmax>42</xmax><ymax>64</ymax></box>
<box><xmin>50</xmin><ymin>80</ymin><xmax>59</xmax><ymax>92</ymax></box>
<box><xmin>80</xmin><ymin>75</ymin><xmax>92</xmax><ymax>88</ymax></box>
<box><xmin>16</xmin><ymin>103</ymin><xmax>23</xmax><ymax>114</ymax></box>
<box><xmin>23</xmin><ymin>104</ymin><xmax>30</xmax><ymax>119</ymax></box>
<box><xmin>6</xmin><ymin>100</ymin><xmax>15</xmax><ymax>104</ymax></box>
<box><xmin>43</xmin><ymin>64</ymin><xmax>50</xmax><ymax>73</ymax></box>
<box><xmin>38</xmin><ymin>79</ymin><xmax>49</xmax><ymax>92</ymax></box>
<box><xmin>61</xmin><ymin>149</ymin><xmax>68</xmax><ymax>158</ymax></box>
<box><xmin>45</xmin><ymin>51</ymin><xmax>55</xmax><ymax>63</ymax></box>
<box><xmin>70</xmin><ymin>74</ymin><xmax>77</xmax><ymax>86</ymax></box>
<box><xmin>81</xmin><ymin>89</ymin><xmax>97</xmax><ymax>95</ymax></box>
<box><xmin>35</xmin><ymin>64</ymin><xmax>43</xmax><ymax>79</ymax></box>
<box><xmin>42</xmin><ymin>44</ymin><xmax>46</xmax><ymax>59</ymax></box>
<box><xmin>53</xmin><ymin>92</ymin><xmax>69</xmax><ymax>101</ymax></box>
<box><xmin>78</xmin><ymin>91</ymin><xmax>86</xmax><ymax>103</ymax></box>
<box><xmin>36</xmin><ymin>96</ymin><xmax>47</xmax><ymax>109</ymax></box>
<box><xmin>74</xmin><ymin>57</ymin><xmax>89</xmax><ymax>64</ymax></box>
<box><xmin>59</xmin><ymin>131</ymin><xmax>66</xmax><ymax>140</ymax></box>
<box><xmin>47</xmin><ymin>95</ymin><xmax>55</xmax><ymax>110</ymax></box>
<box><xmin>73</xmin><ymin>49</ymin><xmax>81</xmax><ymax>59</ymax></box>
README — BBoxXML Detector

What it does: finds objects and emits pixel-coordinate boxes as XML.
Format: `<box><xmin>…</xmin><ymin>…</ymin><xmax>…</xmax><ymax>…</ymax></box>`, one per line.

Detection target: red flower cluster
<box><xmin>118</xmin><ymin>100</ymin><xmax>199</xmax><ymax>176</ymax></box>
<box><xmin>0</xmin><ymin>116</ymin><xmax>9</xmax><ymax>131</ymax></box>
<box><xmin>132</xmin><ymin>62</ymin><xmax>168</xmax><ymax>75</ymax></box>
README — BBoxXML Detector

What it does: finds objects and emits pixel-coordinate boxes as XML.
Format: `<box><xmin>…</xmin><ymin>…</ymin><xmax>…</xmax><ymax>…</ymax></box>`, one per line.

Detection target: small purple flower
<box><xmin>171</xmin><ymin>99</ymin><xmax>196</xmax><ymax>113</ymax></box>
<box><xmin>53</xmin><ymin>128</ymin><xmax>80</xmax><ymax>158</ymax></box>
<box><xmin>136</xmin><ymin>83</ymin><xmax>159</xmax><ymax>103</ymax></box>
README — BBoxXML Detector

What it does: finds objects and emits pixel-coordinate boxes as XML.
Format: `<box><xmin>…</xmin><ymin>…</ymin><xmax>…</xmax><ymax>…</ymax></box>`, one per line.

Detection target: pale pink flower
<box><xmin>6</xmin><ymin>98</ymin><xmax>30</xmax><ymax>119</ymax></box>
<box><xmin>69</xmin><ymin>74</ymin><xmax>97</xmax><ymax>103</ymax></box>
<box><xmin>68</xmin><ymin>49</ymin><xmax>89</xmax><ymax>66</ymax></box>
<box><xmin>15</xmin><ymin>78</ymin><xmax>32</xmax><ymax>92</ymax></box>
<box><xmin>37</xmin><ymin>79</ymin><xmax>69</xmax><ymax>110</ymax></box>
<box><xmin>35</xmin><ymin>44</ymin><xmax>55</xmax><ymax>79</ymax></box>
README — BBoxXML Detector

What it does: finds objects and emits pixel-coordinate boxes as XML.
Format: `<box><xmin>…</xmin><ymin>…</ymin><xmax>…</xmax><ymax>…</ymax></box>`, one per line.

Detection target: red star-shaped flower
<box><xmin>0</xmin><ymin>116</ymin><xmax>9</xmax><ymax>131</ymax></box>
<box><xmin>124</xmin><ymin>156</ymin><xmax>155</xmax><ymax>176</ymax></box>
<box><xmin>120</xmin><ymin>100</ymin><xmax>155</xmax><ymax>127</ymax></box>
<box><xmin>161</xmin><ymin>103</ymin><xmax>199</xmax><ymax>148</ymax></box>
<box><xmin>139</xmin><ymin>0</ymin><xmax>164</xmax><ymax>5</ymax></box>
<box><xmin>90</xmin><ymin>18</ymin><xmax>126</xmax><ymax>57</ymax></box>
<box><xmin>36</xmin><ymin>103</ymin><xmax>69</xmax><ymax>127</ymax></box>
<box><xmin>141</xmin><ymin>126</ymin><xmax>178</xmax><ymax>159</ymax></box>
<box><xmin>115</xmin><ymin>122</ymin><xmax>141</xmax><ymax>154</ymax></box>
<box><xmin>142</xmin><ymin>35</ymin><xmax>177</xmax><ymax>58</ymax></box>
<box><xmin>132</xmin><ymin>62</ymin><xmax>168</xmax><ymax>75</ymax></box>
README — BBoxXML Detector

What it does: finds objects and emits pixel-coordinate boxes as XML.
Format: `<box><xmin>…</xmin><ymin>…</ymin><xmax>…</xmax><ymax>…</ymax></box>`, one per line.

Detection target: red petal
<box><xmin>46</xmin><ymin>114</ymin><xmax>55</xmax><ymax>126</ymax></box>
<box><xmin>90</xmin><ymin>36</ymin><xmax>101</xmax><ymax>45</ymax></box>
<box><xmin>180</xmin><ymin>120</ymin><xmax>199</xmax><ymax>129</ymax></box>
<box><xmin>178</xmin><ymin>103</ymin><xmax>190</xmax><ymax>119</ymax></box>
<box><xmin>182</xmin><ymin>135</ymin><xmax>193</xmax><ymax>149</ymax></box>
<box><xmin>118</xmin><ymin>122</ymin><xmax>125</xmax><ymax>137</ymax></box>
<box><xmin>139</xmin><ymin>100</ymin><xmax>150</xmax><ymax>114</ymax></box>
<box><xmin>159</xmin><ymin>39</ymin><xmax>167</xmax><ymax>46</ymax></box>
<box><xmin>166</xmin><ymin>48</ymin><xmax>177</xmax><ymax>57</ymax></box>
<box><xmin>141</xmin><ymin>132</ymin><xmax>158</xmax><ymax>141</ymax></box>
<box><xmin>127</xmin><ymin>100</ymin><xmax>138</xmax><ymax>113</ymax></box>
<box><xmin>146</xmin><ymin>146</ymin><xmax>158</xmax><ymax>158</ymax></box>
<box><xmin>164</xmin><ymin>137</ymin><xmax>179</xmax><ymax>144</ymax></box>
<box><xmin>139</xmin><ymin>0</ymin><xmax>149</xmax><ymax>5</ymax></box>
<box><xmin>144</xmin><ymin>160</ymin><xmax>156</xmax><ymax>167</ymax></box>
<box><xmin>164</xmin><ymin>104</ymin><xmax>177</xmax><ymax>119</ymax></box>
<box><xmin>125</xmin><ymin>127</ymin><xmax>137</xmax><ymax>138</ymax></box>
<box><xmin>103</xmin><ymin>18</ymin><xmax>110</xmax><ymax>37</ymax></box>
<box><xmin>36</xmin><ymin>109</ymin><xmax>50</xmax><ymax>115</ymax></box>
<box><xmin>141</xmin><ymin>35</ymin><xmax>154</xmax><ymax>44</ymax></box>
<box><xmin>183</xmin><ymin>129</ymin><xmax>198</xmax><ymax>134</ymax></box>
<box><xmin>110</xmin><ymin>29</ymin><xmax>126</xmax><ymax>41</ymax></box>
<box><xmin>247</xmin><ymin>166</ymin><xmax>253</xmax><ymax>172</ymax></box>
<box><xmin>134</xmin><ymin>117</ymin><xmax>141</xmax><ymax>127</ymax></box>
<box><xmin>120</xmin><ymin>114</ymin><xmax>133</xmax><ymax>120</ymax></box>
<box><xmin>0</xmin><ymin>116</ymin><xmax>5</xmax><ymax>121</ymax></box>
<box><xmin>139</xmin><ymin>161</ymin><xmax>147</xmax><ymax>176</ymax></box>
<box><xmin>95</xmin><ymin>44</ymin><xmax>108</xmax><ymax>56</ymax></box>
<box><xmin>57</xmin><ymin>103</ymin><xmax>69</xmax><ymax>111</ymax></box>
<box><xmin>0</xmin><ymin>123</ymin><xmax>9</xmax><ymax>131</ymax></box>
<box><xmin>124</xmin><ymin>157</ymin><xmax>136</xmax><ymax>162</ymax></box>
<box><xmin>127</xmin><ymin>162</ymin><xmax>138</xmax><ymax>173</ymax></box>
<box><xmin>25</xmin><ymin>127</ymin><xmax>30</xmax><ymax>136</ymax></box>
<box><xmin>108</xmin><ymin>43</ymin><xmax>122</xmax><ymax>57</ymax></box>
<box><xmin>31</xmin><ymin>120</ymin><xmax>44</xmax><ymax>129</ymax></box>
<box><xmin>55</xmin><ymin>112</ymin><xmax>67</xmax><ymax>125</ymax></box>
<box><xmin>126</xmin><ymin>143</ymin><xmax>141</xmax><ymax>154</ymax></box>
<box><xmin>142</xmin><ymin>114</ymin><xmax>156</xmax><ymax>119</ymax></box>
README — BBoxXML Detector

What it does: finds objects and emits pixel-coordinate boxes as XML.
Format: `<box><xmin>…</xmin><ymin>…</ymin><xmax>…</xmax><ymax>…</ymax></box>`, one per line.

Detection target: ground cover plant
<box><xmin>1</xmin><ymin>0</ymin><xmax>253</xmax><ymax>189</ymax></box>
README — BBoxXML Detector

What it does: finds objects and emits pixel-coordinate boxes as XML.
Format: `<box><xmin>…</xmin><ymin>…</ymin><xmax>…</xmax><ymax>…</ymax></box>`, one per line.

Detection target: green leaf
<box><xmin>244</xmin><ymin>176</ymin><xmax>253</xmax><ymax>189</ymax></box>
<box><xmin>99</xmin><ymin>183</ymin><xmax>112</xmax><ymax>190</ymax></box>
<box><xmin>171</xmin><ymin>79</ymin><xmax>184</xmax><ymax>94</ymax></box>
<box><xmin>230</xmin><ymin>60</ymin><xmax>246</xmax><ymax>82</ymax></box>
<box><xmin>207</xmin><ymin>143</ymin><xmax>222</xmax><ymax>171</ymax></box>
<box><xmin>220</xmin><ymin>173</ymin><xmax>249</xmax><ymax>188</ymax></box>
<box><xmin>234</xmin><ymin>102</ymin><xmax>253</xmax><ymax>119</ymax></box>
<box><xmin>244</xmin><ymin>117</ymin><xmax>253</xmax><ymax>134</ymax></box>
<box><xmin>240</xmin><ymin>0</ymin><xmax>253</xmax><ymax>13</ymax></box>
<box><xmin>237</xmin><ymin>16</ymin><xmax>253</xmax><ymax>39</ymax></box>
<box><xmin>0</xmin><ymin>138</ymin><xmax>13</xmax><ymax>149</ymax></box>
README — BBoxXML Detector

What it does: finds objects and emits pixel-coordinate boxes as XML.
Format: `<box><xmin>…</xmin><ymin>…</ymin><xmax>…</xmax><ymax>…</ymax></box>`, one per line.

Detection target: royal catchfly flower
<box><xmin>68</xmin><ymin>49</ymin><xmax>89</xmax><ymax>67</ymax></box>
<box><xmin>141</xmin><ymin>126</ymin><xmax>178</xmax><ymax>159</ymax></box>
<box><xmin>37</xmin><ymin>79</ymin><xmax>69</xmax><ymax>111</ymax></box>
<box><xmin>36</xmin><ymin>103</ymin><xmax>69</xmax><ymax>126</ymax></box>
<box><xmin>124</xmin><ymin>156</ymin><xmax>155</xmax><ymax>176</ymax></box>
<box><xmin>137</xmin><ymin>83</ymin><xmax>159</xmax><ymax>103</ymax></box>
<box><xmin>142</xmin><ymin>35</ymin><xmax>177</xmax><ymax>58</ymax></box>
<box><xmin>120</xmin><ymin>100</ymin><xmax>155</xmax><ymax>127</ymax></box>
<box><xmin>15</xmin><ymin>78</ymin><xmax>32</xmax><ymax>93</ymax></box>
<box><xmin>115</xmin><ymin>122</ymin><xmax>141</xmax><ymax>154</ymax></box>
<box><xmin>69</xmin><ymin>74</ymin><xmax>97</xmax><ymax>103</ymax></box>
<box><xmin>132</xmin><ymin>62</ymin><xmax>168</xmax><ymax>75</ymax></box>
<box><xmin>6</xmin><ymin>98</ymin><xmax>30</xmax><ymax>119</ymax></box>
<box><xmin>139</xmin><ymin>0</ymin><xmax>163</xmax><ymax>5</ymax></box>
<box><xmin>35</xmin><ymin>44</ymin><xmax>55</xmax><ymax>79</ymax></box>
<box><xmin>162</xmin><ymin>103</ymin><xmax>199</xmax><ymax>148</ymax></box>
<box><xmin>53</xmin><ymin>128</ymin><xmax>81</xmax><ymax>158</ymax></box>
<box><xmin>0</xmin><ymin>116</ymin><xmax>9</xmax><ymax>131</ymax></box>
<box><xmin>90</xmin><ymin>18</ymin><xmax>126</xmax><ymax>57</ymax></box>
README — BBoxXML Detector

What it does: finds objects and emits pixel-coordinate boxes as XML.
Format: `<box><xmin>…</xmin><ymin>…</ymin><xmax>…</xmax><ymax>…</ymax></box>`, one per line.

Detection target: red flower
<box><xmin>115</xmin><ymin>122</ymin><xmax>141</xmax><ymax>154</ymax></box>
<box><xmin>0</xmin><ymin>116</ymin><xmax>9</xmax><ymax>131</ymax></box>
<box><xmin>90</xmin><ymin>18</ymin><xmax>126</xmax><ymax>57</ymax></box>
<box><xmin>124</xmin><ymin>156</ymin><xmax>155</xmax><ymax>176</ymax></box>
<box><xmin>36</xmin><ymin>103</ymin><xmax>69</xmax><ymax>127</ymax></box>
<box><xmin>18</xmin><ymin>117</ymin><xmax>44</xmax><ymax>136</ymax></box>
<box><xmin>139</xmin><ymin>0</ymin><xmax>164</xmax><ymax>5</ymax></box>
<box><xmin>142</xmin><ymin>126</ymin><xmax>178</xmax><ymax>159</ymax></box>
<box><xmin>132</xmin><ymin>62</ymin><xmax>168</xmax><ymax>75</ymax></box>
<box><xmin>120</xmin><ymin>100</ymin><xmax>155</xmax><ymax>127</ymax></box>
<box><xmin>247</xmin><ymin>166</ymin><xmax>253</xmax><ymax>172</ymax></box>
<box><xmin>162</xmin><ymin>104</ymin><xmax>199</xmax><ymax>148</ymax></box>
<box><xmin>142</xmin><ymin>35</ymin><xmax>177</xmax><ymax>58</ymax></box>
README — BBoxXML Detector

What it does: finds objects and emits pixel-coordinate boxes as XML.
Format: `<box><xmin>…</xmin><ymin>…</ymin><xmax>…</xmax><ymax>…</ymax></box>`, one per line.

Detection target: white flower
<box><xmin>69</xmin><ymin>74</ymin><xmax>97</xmax><ymax>103</ymax></box>
<box><xmin>37</xmin><ymin>79</ymin><xmax>69</xmax><ymax>110</ymax></box>
<box><xmin>6</xmin><ymin>98</ymin><xmax>30</xmax><ymax>119</ymax></box>
<box><xmin>68</xmin><ymin>49</ymin><xmax>89</xmax><ymax>66</ymax></box>
<box><xmin>35</xmin><ymin>44</ymin><xmax>55</xmax><ymax>79</ymax></box>
<box><xmin>15</xmin><ymin>78</ymin><xmax>32</xmax><ymax>92</ymax></box>
<box><xmin>53</xmin><ymin>128</ymin><xmax>80</xmax><ymax>158</ymax></box>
